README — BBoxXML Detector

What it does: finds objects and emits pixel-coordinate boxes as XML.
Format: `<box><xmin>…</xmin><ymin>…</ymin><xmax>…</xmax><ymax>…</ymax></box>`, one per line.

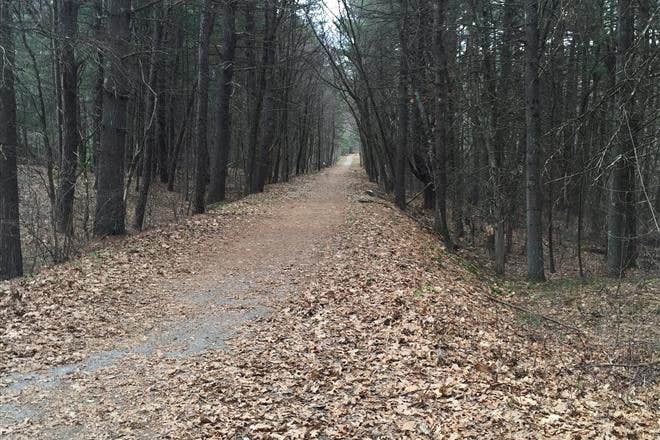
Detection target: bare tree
<box><xmin>606</xmin><ymin>0</ymin><xmax>636</xmax><ymax>277</ymax></box>
<box><xmin>94</xmin><ymin>0</ymin><xmax>131</xmax><ymax>236</ymax></box>
<box><xmin>0</xmin><ymin>0</ymin><xmax>23</xmax><ymax>280</ymax></box>
<box><xmin>394</xmin><ymin>0</ymin><xmax>408</xmax><ymax>210</ymax></box>
<box><xmin>524</xmin><ymin>0</ymin><xmax>545</xmax><ymax>281</ymax></box>
<box><xmin>193</xmin><ymin>0</ymin><xmax>215</xmax><ymax>214</ymax></box>
<box><xmin>432</xmin><ymin>0</ymin><xmax>451</xmax><ymax>247</ymax></box>
<box><xmin>54</xmin><ymin>0</ymin><xmax>80</xmax><ymax>234</ymax></box>
<box><xmin>208</xmin><ymin>0</ymin><xmax>237</xmax><ymax>204</ymax></box>
<box><xmin>134</xmin><ymin>2</ymin><xmax>165</xmax><ymax>230</ymax></box>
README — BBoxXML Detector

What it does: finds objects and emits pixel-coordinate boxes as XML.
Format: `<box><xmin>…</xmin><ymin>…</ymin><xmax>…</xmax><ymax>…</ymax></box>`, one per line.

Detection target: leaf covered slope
<box><xmin>162</xmin><ymin>175</ymin><xmax>658</xmax><ymax>438</ymax></box>
<box><xmin>1</xmin><ymin>161</ymin><xmax>657</xmax><ymax>438</ymax></box>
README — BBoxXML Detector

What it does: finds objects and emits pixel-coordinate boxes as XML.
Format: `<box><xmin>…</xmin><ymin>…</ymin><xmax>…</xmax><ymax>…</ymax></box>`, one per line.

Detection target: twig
<box><xmin>485</xmin><ymin>292</ymin><xmax>586</xmax><ymax>337</ymax></box>
<box><xmin>357</xmin><ymin>196</ymin><xmax>391</xmax><ymax>208</ymax></box>
<box><xmin>406</xmin><ymin>183</ymin><xmax>432</xmax><ymax>206</ymax></box>
<box><xmin>581</xmin><ymin>362</ymin><xmax>659</xmax><ymax>369</ymax></box>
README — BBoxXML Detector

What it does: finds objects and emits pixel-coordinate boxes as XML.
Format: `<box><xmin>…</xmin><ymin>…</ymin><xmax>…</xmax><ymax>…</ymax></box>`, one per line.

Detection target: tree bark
<box><xmin>524</xmin><ymin>0</ymin><xmax>545</xmax><ymax>281</ymax></box>
<box><xmin>432</xmin><ymin>0</ymin><xmax>452</xmax><ymax>248</ymax></box>
<box><xmin>55</xmin><ymin>0</ymin><xmax>80</xmax><ymax>235</ymax></box>
<box><xmin>0</xmin><ymin>1</ymin><xmax>23</xmax><ymax>280</ymax></box>
<box><xmin>244</xmin><ymin>0</ymin><xmax>262</xmax><ymax>193</ymax></box>
<box><xmin>92</xmin><ymin>0</ymin><xmax>103</xmax><ymax>171</ymax></box>
<box><xmin>253</xmin><ymin>0</ymin><xmax>277</xmax><ymax>193</ymax></box>
<box><xmin>167</xmin><ymin>83</ymin><xmax>197</xmax><ymax>192</ymax></box>
<box><xmin>476</xmin><ymin>0</ymin><xmax>506</xmax><ymax>274</ymax></box>
<box><xmin>394</xmin><ymin>0</ymin><xmax>408</xmax><ymax>210</ymax></box>
<box><xmin>193</xmin><ymin>0</ymin><xmax>215</xmax><ymax>214</ymax></box>
<box><xmin>94</xmin><ymin>0</ymin><xmax>131</xmax><ymax>236</ymax></box>
<box><xmin>208</xmin><ymin>0</ymin><xmax>237</xmax><ymax>204</ymax></box>
<box><xmin>607</xmin><ymin>0</ymin><xmax>636</xmax><ymax>276</ymax></box>
<box><xmin>134</xmin><ymin>3</ymin><xmax>164</xmax><ymax>230</ymax></box>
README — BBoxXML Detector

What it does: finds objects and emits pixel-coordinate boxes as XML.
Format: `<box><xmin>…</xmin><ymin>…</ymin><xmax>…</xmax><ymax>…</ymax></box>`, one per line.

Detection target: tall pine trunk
<box><xmin>208</xmin><ymin>0</ymin><xmax>237</xmax><ymax>204</ymax></box>
<box><xmin>394</xmin><ymin>0</ymin><xmax>408</xmax><ymax>210</ymax></box>
<box><xmin>0</xmin><ymin>1</ymin><xmax>23</xmax><ymax>280</ymax></box>
<box><xmin>524</xmin><ymin>0</ymin><xmax>545</xmax><ymax>281</ymax></box>
<box><xmin>193</xmin><ymin>0</ymin><xmax>215</xmax><ymax>214</ymax></box>
<box><xmin>254</xmin><ymin>0</ymin><xmax>277</xmax><ymax>193</ymax></box>
<box><xmin>244</xmin><ymin>0</ymin><xmax>261</xmax><ymax>193</ymax></box>
<box><xmin>432</xmin><ymin>0</ymin><xmax>452</xmax><ymax>248</ymax></box>
<box><xmin>94</xmin><ymin>0</ymin><xmax>130</xmax><ymax>236</ymax></box>
<box><xmin>134</xmin><ymin>3</ymin><xmax>164</xmax><ymax>230</ymax></box>
<box><xmin>55</xmin><ymin>0</ymin><xmax>80</xmax><ymax>235</ymax></box>
<box><xmin>92</xmin><ymin>0</ymin><xmax>103</xmax><ymax>171</ymax></box>
<box><xmin>607</xmin><ymin>0</ymin><xmax>635</xmax><ymax>276</ymax></box>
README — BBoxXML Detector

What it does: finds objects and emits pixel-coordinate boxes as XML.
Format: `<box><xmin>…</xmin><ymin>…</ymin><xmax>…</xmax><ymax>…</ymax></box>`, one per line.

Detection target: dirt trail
<box><xmin>1</xmin><ymin>156</ymin><xmax>356</xmax><ymax>438</ymax></box>
<box><xmin>3</xmin><ymin>155</ymin><xmax>657</xmax><ymax>438</ymax></box>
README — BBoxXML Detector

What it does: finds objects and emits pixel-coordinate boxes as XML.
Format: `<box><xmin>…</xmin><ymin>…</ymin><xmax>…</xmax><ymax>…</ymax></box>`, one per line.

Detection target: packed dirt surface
<box><xmin>1</xmin><ymin>155</ymin><xmax>658</xmax><ymax>438</ymax></box>
<box><xmin>1</xmin><ymin>157</ymin><xmax>352</xmax><ymax>438</ymax></box>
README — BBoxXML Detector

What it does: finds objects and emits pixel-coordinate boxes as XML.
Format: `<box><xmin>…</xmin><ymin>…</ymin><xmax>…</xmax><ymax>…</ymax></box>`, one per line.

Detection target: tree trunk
<box><xmin>254</xmin><ymin>0</ymin><xmax>277</xmax><ymax>193</ymax></box>
<box><xmin>394</xmin><ymin>0</ymin><xmax>408</xmax><ymax>210</ymax></box>
<box><xmin>208</xmin><ymin>0</ymin><xmax>237</xmax><ymax>204</ymax></box>
<box><xmin>606</xmin><ymin>0</ymin><xmax>635</xmax><ymax>277</ymax></box>
<box><xmin>94</xmin><ymin>0</ymin><xmax>130</xmax><ymax>236</ymax></box>
<box><xmin>524</xmin><ymin>0</ymin><xmax>545</xmax><ymax>281</ymax></box>
<box><xmin>432</xmin><ymin>0</ymin><xmax>451</xmax><ymax>248</ymax></box>
<box><xmin>52</xmin><ymin>0</ymin><xmax>63</xmax><ymax>162</ymax></box>
<box><xmin>167</xmin><ymin>83</ymin><xmax>197</xmax><ymax>191</ymax></box>
<box><xmin>193</xmin><ymin>0</ymin><xmax>215</xmax><ymax>214</ymax></box>
<box><xmin>55</xmin><ymin>0</ymin><xmax>80</xmax><ymax>235</ymax></box>
<box><xmin>423</xmin><ymin>185</ymin><xmax>435</xmax><ymax>210</ymax></box>
<box><xmin>477</xmin><ymin>0</ymin><xmax>506</xmax><ymax>274</ymax></box>
<box><xmin>92</xmin><ymin>0</ymin><xmax>103</xmax><ymax>171</ymax></box>
<box><xmin>19</xmin><ymin>15</ymin><xmax>56</xmax><ymax>214</ymax></box>
<box><xmin>577</xmin><ymin>181</ymin><xmax>584</xmax><ymax>278</ymax></box>
<box><xmin>134</xmin><ymin>3</ymin><xmax>164</xmax><ymax>230</ymax></box>
<box><xmin>547</xmin><ymin>178</ymin><xmax>556</xmax><ymax>273</ymax></box>
<box><xmin>0</xmin><ymin>1</ymin><xmax>23</xmax><ymax>280</ymax></box>
<box><xmin>245</xmin><ymin>0</ymin><xmax>262</xmax><ymax>193</ymax></box>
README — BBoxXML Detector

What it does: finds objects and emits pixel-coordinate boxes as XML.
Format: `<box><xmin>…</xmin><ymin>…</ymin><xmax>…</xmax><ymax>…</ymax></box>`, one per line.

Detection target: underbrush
<box><xmin>404</xmin><ymin>195</ymin><xmax>659</xmax><ymax>388</ymax></box>
<box><xmin>16</xmin><ymin>164</ymin><xmax>245</xmax><ymax>274</ymax></box>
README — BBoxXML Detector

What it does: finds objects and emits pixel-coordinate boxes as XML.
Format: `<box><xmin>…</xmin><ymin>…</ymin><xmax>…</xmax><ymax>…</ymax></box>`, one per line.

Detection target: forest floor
<box><xmin>1</xmin><ymin>155</ymin><xmax>658</xmax><ymax>438</ymax></box>
<box><xmin>15</xmin><ymin>163</ymin><xmax>246</xmax><ymax>273</ymax></box>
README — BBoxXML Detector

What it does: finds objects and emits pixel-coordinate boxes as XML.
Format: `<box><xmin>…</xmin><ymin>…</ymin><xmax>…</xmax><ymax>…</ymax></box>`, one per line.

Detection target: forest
<box><xmin>0</xmin><ymin>0</ymin><xmax>658</xmax><ymax>437</ymax></box>
<box><xmin>323</xmin><ymin>0</ymin><xmax>658</xmax><ymax>281</ymax></box>
<box><xmin>1</xmin><ymin>0</ymin><xmax>345</xmax><ymax>277</ymax></box>
<box><xmin>0</xmin><ymin>0</ymin><xmax>657</xmax><ymax>282</ymax></box>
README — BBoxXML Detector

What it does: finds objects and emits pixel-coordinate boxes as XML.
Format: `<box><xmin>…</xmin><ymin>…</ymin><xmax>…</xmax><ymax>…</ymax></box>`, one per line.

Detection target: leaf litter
<box><xmin>1</xmin><ymin>156</ymin><xmax>658</xmax><ymax>438</ymax></box>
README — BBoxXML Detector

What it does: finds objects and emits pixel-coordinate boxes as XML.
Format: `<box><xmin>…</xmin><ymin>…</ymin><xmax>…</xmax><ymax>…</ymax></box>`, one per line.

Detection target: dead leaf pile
<box><xmin>0</xmin><ymin>174</ymin><xmax>319</xmax><ymax>376</ymax></box>
<box><xmin>1</xmin><ymin>162</ymin><xmax>657</xmax><ymax>438</ymax></box>
<box><xmin>156</xmin><ymin>176</ymin><xmax>658</xmax><ymax>438</ymax></box>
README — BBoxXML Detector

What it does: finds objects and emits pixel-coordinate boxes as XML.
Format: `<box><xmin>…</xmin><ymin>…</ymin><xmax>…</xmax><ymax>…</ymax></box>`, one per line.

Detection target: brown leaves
<box><xmin>3</xmin><ymin>164</ymin><xmax>658</xmax><ymax>438</ymax></box>
<box><xmin>151</xmin><ymin>174</ymin><xmax>658</xmax><ymax>438</ymax></box>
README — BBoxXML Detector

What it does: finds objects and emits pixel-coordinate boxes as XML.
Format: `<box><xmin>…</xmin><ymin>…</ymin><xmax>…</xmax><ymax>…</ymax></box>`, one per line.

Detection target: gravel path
<box><xmin>0</xmin><ymin>156</ymin><xmax>356</xmax><ymax>438</ymax></box>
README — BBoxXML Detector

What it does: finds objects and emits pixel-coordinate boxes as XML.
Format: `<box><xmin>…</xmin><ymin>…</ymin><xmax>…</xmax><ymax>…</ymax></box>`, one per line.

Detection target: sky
<box><xmin>321</xmin><ymin>0</ymin><xmax>343</xmax><ymax>24</ymax></box>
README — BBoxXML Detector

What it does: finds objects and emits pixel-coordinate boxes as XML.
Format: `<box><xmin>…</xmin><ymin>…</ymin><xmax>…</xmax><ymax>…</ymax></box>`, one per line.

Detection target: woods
<box><xmin>1</xmin><ymin>0</ymin><xmax>342</xmax><ymax>278</ymax></box>
<box><xmin>0</xmin><ymin>0</ymin><xmax>658</xmax><ymax>282</ymax></box>
<box><xmin>320</xmin><ymin>0</ymin><xmax>659</xmax><ymax>281</ymax></box>
<box><xmin>1</xmin><ymin>1</ymin><xmax>658</xmax><ymax>436</ymax></box>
